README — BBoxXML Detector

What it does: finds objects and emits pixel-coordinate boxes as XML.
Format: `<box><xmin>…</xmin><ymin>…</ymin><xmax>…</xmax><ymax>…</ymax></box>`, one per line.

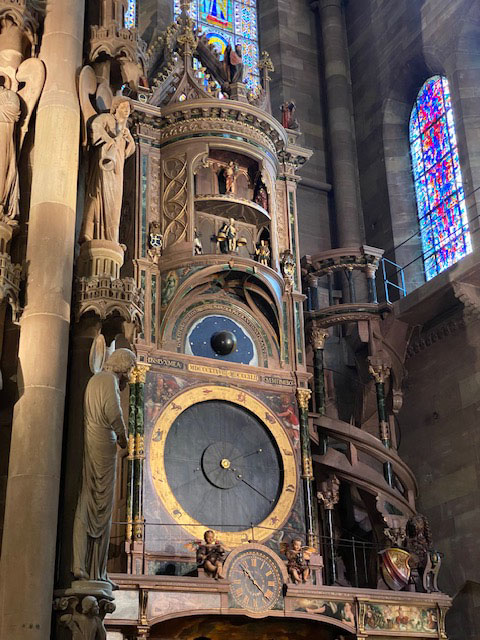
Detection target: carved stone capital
<box><xmin>317</xmin><ymin>475</ymin><xmax>340</xmax><ymax>510</ymax></box>
<box><xmin>54</xmin><ymin>593</ymin><xmax>115</xmax><ymax>640</ymax></box>
<box><xmin>296</xmin><ymin>387</ymin><xmax>312</xmax><ymax>411</ymax></box>
<box><xmin>368</xmin><ymin>357</ymin><xmax>391</xmax><ymax>384</ymax></box>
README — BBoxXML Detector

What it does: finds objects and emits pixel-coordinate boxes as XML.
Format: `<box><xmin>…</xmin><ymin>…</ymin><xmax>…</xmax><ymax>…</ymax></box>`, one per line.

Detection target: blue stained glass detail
<box><xmin>174</xmin><ymin>0</ymin><xmax>260</xmax><ymax>91</ymax></box>
<box><xmin>409</xmin><ymin>75</ymin><xmax>472</xmax><ymax>281</ymax></box>
<box><xmin>125</xmin><ymin>0</ymin><xmax>136</xmax><ymax>28</ymax></box>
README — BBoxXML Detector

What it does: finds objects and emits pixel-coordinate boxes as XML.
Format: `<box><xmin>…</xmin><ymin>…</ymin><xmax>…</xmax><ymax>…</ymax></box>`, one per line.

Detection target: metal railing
<box><xmin>381</xmin><ymin>256</ymin><xmax>407</xmax><ymax>303</ymax></box>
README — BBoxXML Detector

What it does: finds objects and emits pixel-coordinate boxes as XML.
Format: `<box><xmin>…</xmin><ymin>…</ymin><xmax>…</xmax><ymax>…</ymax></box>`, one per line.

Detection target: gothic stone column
<box><xmin>0</xmin><ymin>0</ymin><xmax>85</xmax><ymax>637</ymax></box>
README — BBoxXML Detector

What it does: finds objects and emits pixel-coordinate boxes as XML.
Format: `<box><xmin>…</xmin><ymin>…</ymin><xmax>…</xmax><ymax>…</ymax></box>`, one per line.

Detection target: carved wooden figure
<box><xmin>196</xmin><ymin>530</ymin><xmax>226</xmax><ymax>580</ymax></box>
<box><xmin>282</xmin><ymin>538</ymin><xmax>312</xmax><ymax>584</ymax></box>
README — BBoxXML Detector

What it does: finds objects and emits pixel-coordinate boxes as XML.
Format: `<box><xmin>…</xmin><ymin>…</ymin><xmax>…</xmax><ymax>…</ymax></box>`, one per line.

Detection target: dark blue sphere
<box><xmin>211</xmin><ymin>330</ymin><xmax>237</xmax><ymax>355</ymax></box>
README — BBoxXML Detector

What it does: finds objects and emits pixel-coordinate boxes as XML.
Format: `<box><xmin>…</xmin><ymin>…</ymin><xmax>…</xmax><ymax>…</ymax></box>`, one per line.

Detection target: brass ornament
<box><xmin>296</xmin><ymin>387</ymin><xmax>311</xmax><ymax>412</ymax></box>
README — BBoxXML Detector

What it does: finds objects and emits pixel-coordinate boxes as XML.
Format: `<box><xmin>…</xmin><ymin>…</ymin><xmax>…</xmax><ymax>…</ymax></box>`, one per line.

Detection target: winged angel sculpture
<box><xmin>0</xmin><ymin>58</ymin><xmax>45</xmax><ymax>221</ymax></box>
<box><xmin>78</xmin><ymin>67</ymin><xmax>135</xmax><ymax>245</ymax></box>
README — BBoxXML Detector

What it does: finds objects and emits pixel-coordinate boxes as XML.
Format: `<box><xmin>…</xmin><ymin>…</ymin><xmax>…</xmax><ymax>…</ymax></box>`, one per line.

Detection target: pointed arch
<box><xmin>409</xmin><ymin>75</ymin><xmax>472</xmax><ymax>281</ymax></box>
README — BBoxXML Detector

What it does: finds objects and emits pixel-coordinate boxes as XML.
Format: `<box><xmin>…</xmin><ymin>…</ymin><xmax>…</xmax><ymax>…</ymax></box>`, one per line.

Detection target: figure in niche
<box><xmin>224</xmin><ymin>160</ymin><xmax>238</xmax><ymax>193</ymax></box>
<box><xmin>194</xmin><ymin>227</ymin><xmax>203</xmax><ymax>255</ymax></box>
<box><xmin>282</xmin><ymin>538</ymin><xmax>313</xmax><ymax>584</ymax></box>
<box><xmin>72</xmin><ymin>349</ymin><xmax>136</xmax><ymax>586</ymax></box>
<box><xmin>80</xmin><ymin>96</ymin><xmax>135</xmax><ymax>244</ymax></box>
<box><xmin>280</xmin><ymin>101</ymin><xmax>299</xmax><ymax>131</ymax></box>
<box><xmin>0</xmin><ymin>79</ymin><xmax>21</xmax><ymax>220</ymax></box>
<box><xmin>224</xmin><ymin>43</ymin><xmax>244</xmax><ymax>84</ymax></box>
<box><xmin>196</xmin><ymin>530</ymin><xmax>226</xmax><ymax>580</ymax></box>
<box><xmin>59</xmin><ymin>596</ymin><xmax>106</xmax><ymax>640</ymax></box>
<box><xmin>254</xmin><ymin>184</ymin><xmax>268</xmax><ymax>211</ymax></box>
<box><xmin>254</xmin><ymin>239</ymin><xmax>270</xmax><ymax>266</ymax></box>
<box><xmin>216</xmin><ymin>217</ymin><xmax>237</xmax><ymax>253</ymax></box>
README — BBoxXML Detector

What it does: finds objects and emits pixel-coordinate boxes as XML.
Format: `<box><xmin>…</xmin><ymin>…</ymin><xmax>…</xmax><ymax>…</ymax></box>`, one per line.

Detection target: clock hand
<box><xmin>236</xmin><ymin>476</ymin><xmax>274</xmax><ymax>504</ymax></box>
<box><xmin>240</xmin><ymin>564</ymin><xmax>266</xmax><ymax>595</ymax></box>
<box><xmin>229</xmin><ymin>448</ymin><xmax>263</xmax><ymax>463</ymax></box>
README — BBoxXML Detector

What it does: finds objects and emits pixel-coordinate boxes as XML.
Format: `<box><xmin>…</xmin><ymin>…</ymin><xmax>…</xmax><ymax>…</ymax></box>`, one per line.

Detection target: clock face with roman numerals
<box><xmin>228</xmin><ymin>548</ymin><xmax>283</xmax><ymax>612</ymax></box>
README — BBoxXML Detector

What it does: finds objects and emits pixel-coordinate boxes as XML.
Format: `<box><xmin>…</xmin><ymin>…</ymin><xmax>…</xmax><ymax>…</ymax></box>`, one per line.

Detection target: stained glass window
<box><xmin>410</xmin><ymin>76</ymin><xmax>471</xmax><ymax>281</ymax></box>
<box><xmin>174</xmin><ymin>0</ymin><xmax>260</xmax><ymax>91</ymax></box>
<box><xmin>125</xmin><ymin>0</ymin><xmax>136</xmax><ymax>28</ymax></box>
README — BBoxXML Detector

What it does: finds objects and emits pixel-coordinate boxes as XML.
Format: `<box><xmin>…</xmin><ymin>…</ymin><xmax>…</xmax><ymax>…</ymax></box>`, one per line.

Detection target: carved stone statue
<box><xmin>255</xmin><ymin>239</ymin><xmax>270</xmax><ymax>266</ymax></box>
<box><xmin>0</xmin><ymin>81</ymin><xmax>21</xmax><ymax>220</ymax></box>
<box><xmin>80</xmin><ymin>96</ymin><xmax>135</xmax><ymax>244</ymax></box>
<box><xmin>0</xmin><ymin>60</ymin><xmax>45</xmax><ymax>221</ymax></box>
<box><xmin>282</xmin><ymin>538</ymin><xmax>313</xmax><ymax>584</ymax></box>
<box><xmin>72</xmin><ymin>348</ymin><xmax>137</xmax><ymax>585</ymax></box>
<box><xmin>59</xmin><ymin>596</ymin><xmax>106</xmax><ymax>640</ymax></box>
<box><xmin>224</xmin><ymin>44</ymin><xmax>244</xmax><ymax>83</ymax></box>
<box><xmin>196</xmin><ymin>530</ymin><xmax>226</xmax><ymax>580</ymax></box>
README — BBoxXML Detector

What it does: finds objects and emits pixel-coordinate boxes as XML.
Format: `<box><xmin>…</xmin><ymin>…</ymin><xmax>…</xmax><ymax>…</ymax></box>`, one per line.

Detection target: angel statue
<box><xmin>0</xmin><ymin>60</ymin><xmax>45</xmax><ymax>221</ymax></box>
<box><xmin>78</xmin><ymin>66</ymin><xmax>135</xmax><ymax>245</ymax></box>
<box><xmin>72</xmin><ymin>347</ymin><xmax>137</xmax><ymax>587</ymax></box>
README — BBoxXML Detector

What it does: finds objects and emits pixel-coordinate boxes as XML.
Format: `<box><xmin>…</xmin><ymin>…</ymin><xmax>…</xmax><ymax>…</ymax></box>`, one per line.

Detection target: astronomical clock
<box><xmin>117</xmin><ymin>7</ymin><xmax>315</xmax><ymax>587</ymax></box>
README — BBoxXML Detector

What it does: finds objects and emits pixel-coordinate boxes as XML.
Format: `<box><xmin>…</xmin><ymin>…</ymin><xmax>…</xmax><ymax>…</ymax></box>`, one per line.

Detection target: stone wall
<box><xmin>399</xmin><ymin>311</ymin><xmax>480</xmax><ymax>638</ymax></box>
<box><xmin>345</xmin><ymin>0</ymin><xmax>480</xmax><ymax>294</ymax></box>
<box><xmin>256</xmin><ymin>0</ymin><xmax>332</xmax><ymax>256</ymax></box>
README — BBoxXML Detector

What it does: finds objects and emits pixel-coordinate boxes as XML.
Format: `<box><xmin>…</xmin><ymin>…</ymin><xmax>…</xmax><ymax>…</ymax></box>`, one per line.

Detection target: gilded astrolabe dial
<box><xmin>149</xmin><ymin>385</ymin><xmax>298</xmax><ymax>546</ymax></box>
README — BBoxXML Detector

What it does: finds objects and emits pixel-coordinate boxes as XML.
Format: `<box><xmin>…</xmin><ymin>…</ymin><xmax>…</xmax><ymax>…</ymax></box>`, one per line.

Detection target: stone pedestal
<box><xmin>77</xmin><ymin>240</ymin><xmax>125</xmax><ymax>279</ymax></box>
<box><xmin>229</xmin><ymin>81</ymin><xmax>249</xmax><ymax>102</ymax></box>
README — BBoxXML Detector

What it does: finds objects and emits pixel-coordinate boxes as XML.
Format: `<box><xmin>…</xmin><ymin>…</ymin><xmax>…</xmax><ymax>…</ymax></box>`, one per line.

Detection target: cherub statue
<box><xmin>59</xmin><ymin>596</ymin><xmax>106</xmax><ymax>640</ymax></box>
<box><xmin>0</xmin><ymin>60</ymin><xmax>45</xmax><ymax>222</ymax></box>
<box><xmin>255</xmin><ymin>239</ymin><xmax>270</xmax><ymax>266</ymax></box>
<box><xmin>195</xmin><ymin>530</ymin><xmax>226</xmax><ymax>580</ymax></box>
<box><xmin>78</xmin><ymin>66</ymin><xmax>135</xmax><ymax>245</ymax></box>
<box><xmin>281</xmin><ymin>538</ymin><xmax>314</xmax><ymax>584</ymax></box>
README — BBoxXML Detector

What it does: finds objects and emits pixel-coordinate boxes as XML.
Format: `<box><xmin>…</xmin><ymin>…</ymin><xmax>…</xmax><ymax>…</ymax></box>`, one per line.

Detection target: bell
<box><xmin>237</xmin><ymin>237</ymin><xmax>247</xmax><ymax>246</ymax></box>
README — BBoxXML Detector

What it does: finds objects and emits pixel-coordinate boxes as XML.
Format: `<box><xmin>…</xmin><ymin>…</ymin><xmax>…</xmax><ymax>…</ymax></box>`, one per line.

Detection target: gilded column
<box><xmin>126</xmin><ymin>371</ymin><xmax>138</xmax><ymax>546</ymax></box>
<box><xmin>133</xmin><ymin>364</ymin><xmax>150</xmax><ymax>541</ymax></box>
<box><xmin>296</xmin><ymin>388</ymin><xmax>317</xmax><ymax>549</ymax></box>
<box><xmin>368</xmin><ymin>360</ymin><xmax>393</xmax><ymax>487</ymax></box>
<box><xmin>0</xmin><ymin>0</ymin><xmax>85</xmax><ymax>637</ymax></box>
